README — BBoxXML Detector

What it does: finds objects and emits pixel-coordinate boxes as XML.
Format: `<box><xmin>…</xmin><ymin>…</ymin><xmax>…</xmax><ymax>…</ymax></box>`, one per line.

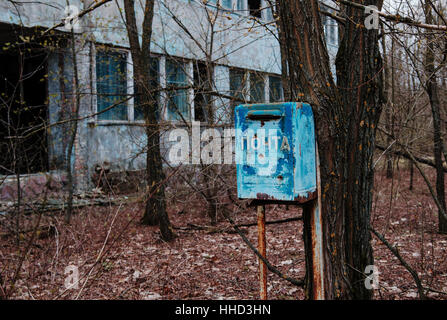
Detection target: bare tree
<box><xmin>122</xmin><ymin>0</ymin><xmax>175</xmax><ymax>241</ymax></box>
<box><xmin>277</xmin><ymin>0</ymin><xmax>384</xmax><ymax>299</ymax></box>
<box><xmin>422</xmin><ymin>0</ymin><xmax>447</xmax><ymax>234</ymax></box>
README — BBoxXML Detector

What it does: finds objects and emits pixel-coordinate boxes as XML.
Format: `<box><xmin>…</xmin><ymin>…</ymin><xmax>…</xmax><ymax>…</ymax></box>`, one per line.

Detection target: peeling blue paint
<box><xmin>235</xmin><ymin>102</ymin><xmax>316</xmax><ymax>201</ymax></box>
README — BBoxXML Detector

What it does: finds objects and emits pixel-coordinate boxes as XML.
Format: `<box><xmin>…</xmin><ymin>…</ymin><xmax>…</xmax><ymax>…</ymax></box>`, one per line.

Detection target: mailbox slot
<box><xmin>246</xmin><ymin>110</ymin><xmax>283</xmax><ymax>121</ymax></box>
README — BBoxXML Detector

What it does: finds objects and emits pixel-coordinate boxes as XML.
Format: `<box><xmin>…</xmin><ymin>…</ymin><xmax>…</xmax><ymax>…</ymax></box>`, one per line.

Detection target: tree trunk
<box><xmin>275</xmin><ymin>1</ymin><xmax>291</xmax><ymax>101</ymax></box>
<box><xmin>278</xmin><ymin>0</ymin><xmax>383</xmax><ymax>299</ymax></box>
<box><xmin>202</xmin><ymin>61</ymin><xmax>219</xmax><ymax>226</ymax></box>
<box><xmin>424</xmin><ymin>2</ymin><xmax>447</xmax><ymax>234</ymax></box>
<box><xmin>65</xmin><ymin>34</ymin><xmax>81</xmax><ymax>224</ymax></box>
<box><xmin>381</xmin><ymin>30</ymin><xmax>393</xmax><ymax>179</ymax></box>
<box><xmin>123</xmin><ymin>0</ymin><xmax>174</xmax><ymax>241</ymax></box>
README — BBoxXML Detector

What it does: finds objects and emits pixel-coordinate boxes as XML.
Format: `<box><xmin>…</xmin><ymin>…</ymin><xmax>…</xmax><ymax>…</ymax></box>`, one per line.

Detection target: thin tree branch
<box><xmin>222</xmin><ymin>208</ymin><xmax>305</xmax><ymax>287</ymax></box>
<box><xmin>370</xmin><ymin>226</ymin><xmax>426</xmax><ymax>299</ymax></box>
<box><xmin>336</xmin><ymin>0</ymin><xmax>447</xmax><ymax>31</ymax></box>
<box><xmin>42</xmin><ymin>0</ymin><xmax>113</xmax><ymax>36</ymax></box>
<box><xmin>403</xmin><ymin>146</ymin><xmax>447</xmax><ymax>222</ymax></box>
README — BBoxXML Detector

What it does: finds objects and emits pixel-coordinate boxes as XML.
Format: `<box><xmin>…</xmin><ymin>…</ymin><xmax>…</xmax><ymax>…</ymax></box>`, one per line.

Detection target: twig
<box><xmin>336</xmin><ymin>0</ymin><xmax>447</xmax><ymax>31</ymax></box>
<box><xmin>7</xmin><ymin>191</ymin><xmax>49</xmax><ymax>297</ymax></box>
<box><xmin>237</xmin><ymin>216</ymin><xmax>303</xmax><ymax>228</ymax></box>
<box><xmin>74</xmin><ymin>203</ymin><xmax>122</xmax><ymax>299</ymax></box>
<box><xmin>41</xmin><ymin>0</ymin><xmax>113</xmax><ymax>36</ymax></box>
<box><xmin>370</xmin><ymin>226</ymin><xmax>426</xmax><ymax>300</ymax></box>
<box><xmin>52</xmin><ymin>164</ymin><xmax>183</xmax><ymax>299</ymax></box>
<box><xmin>403</xmin><ymin>147</ymin><xmax>447</xmax><ymax>222</ymax></box>
<box><xmin>376</xmin><ymin>144</ymin><xmax>447</xmax><ymax>173</ymax></box>
<box><xmin>223</xmin><ymin>208</ymin><xmax>304</xmax><ymax>287</ymax></box>
<box><xmin>175</xmin><ymin>216</ymin><xmax>303</xmax><ymax>232</ymax></box>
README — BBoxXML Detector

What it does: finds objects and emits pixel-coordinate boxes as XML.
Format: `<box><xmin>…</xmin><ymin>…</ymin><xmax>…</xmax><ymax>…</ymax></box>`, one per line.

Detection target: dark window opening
<box><xmin>248</xmin><ymin>0</ymin><xmax>262</xmax><ymax>18</ymax></box>
<box><xmin>230</xmin><ymin>69</ymin><xmax>245</xmax><ymax>106</ymax></box>
<box><xmin>250</xmin><ymin>72</ymin><xmax>265</xmax><ymax>102</ymax></box>
<box><xmin>236</xmin><ymin>0</ymin><xmax>244</xmax><ymax>11</ymax></box>
<box><xmin>321</xmin><ymin>13</ymin><xmax>328</xmax><ymax>27</ymax></box>
<box><xmin>166</xmin><ymin>59</ymin><xmax>189</xmax><ymax>121</ymax></box>
<box><xmin>193</xmin><ymin>61</ymin><xmax>210</xmax><ymax>123</ymax></box>
<box><xmin>221</xmin><ymin>0</ymin><xmax>232</xmax><ymax>8</ymax></box>
<box><xmin>0</xmin><ymin>49</ymin><xmax>49</xmax><ymax>175</ymax></box>
<box><xmin>208</xmin><ymin>0</ymin><xmax>233</xmax><ymax>9</ymax></box>
<box><xmin>269</xmin><ymin>75</ymin><xmax>283</xmax><ymax>102</ymax></box>
<box><xmin>229</xmin><ymin>69</ymin><xmax>246</xmax><ymax>123</ymax></box>
<box><xmin>329</xmin><ymin>23</ymin><xmax>336</xmax><ymax>44</ymax></box>
<box><xmin>96</xmin><ymin>49</ymin><xmax>128</xmax><ymax>120</ymax></box>
<box><xmin>134</xmin><ymin>58</ymin><xmax>160</xmax><ymax>121</ymax></box>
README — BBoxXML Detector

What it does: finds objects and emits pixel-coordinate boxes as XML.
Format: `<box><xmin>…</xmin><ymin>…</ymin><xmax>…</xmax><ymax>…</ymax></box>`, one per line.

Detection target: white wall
<box><xmin>0</xmin><ymin>0</ymin><xmax>281</xmax><ymax>74</ymax></box>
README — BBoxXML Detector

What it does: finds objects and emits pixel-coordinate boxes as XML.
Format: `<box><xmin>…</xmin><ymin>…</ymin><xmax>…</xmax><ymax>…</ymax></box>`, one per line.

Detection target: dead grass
<box><xmin>0</xmin><ymin>165</ymin><xmax>446</xmax><ymax>300</ymax></box>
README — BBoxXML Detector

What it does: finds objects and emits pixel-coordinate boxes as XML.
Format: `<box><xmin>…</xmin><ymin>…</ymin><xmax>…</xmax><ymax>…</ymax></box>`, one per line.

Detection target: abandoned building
<box><xmin>0</xmin><ymin>0</ymin><xmax>338</xmax><ymax>198</ymax></box>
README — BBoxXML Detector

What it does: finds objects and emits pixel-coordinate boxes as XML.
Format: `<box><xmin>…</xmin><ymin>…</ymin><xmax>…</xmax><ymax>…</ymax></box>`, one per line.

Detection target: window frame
<box><xmin>204</xmin><ymin>0</ymin><xmax>273</xmax><ymax>21</ymax></box>
<box><xmin>133</xmin><ymin>56</ymin><xmax>161</xmax><ymax>123</ymax></box>
<box><xmin>165</xmin><ymin>57</ymin><xmax>191</xmax><ymax>123</ymax></box>
<box><xmin>229</xmin><ymin>67</ymin><xmax>248</xmax><ymax>107</ymax></box>
<box><xmin>268</xmin><ymin>74</ymin><xmax>283</xmax><ymax>103</ymax></box>
<box><xmin>249</xmin><ymin>71</ymin><xmax>266</xmax><ymax>103</ymax></box>
<box><xmin>95</xmin><ymin>46</ymin><xmax>130</xmax><ymax>122</ymax></box>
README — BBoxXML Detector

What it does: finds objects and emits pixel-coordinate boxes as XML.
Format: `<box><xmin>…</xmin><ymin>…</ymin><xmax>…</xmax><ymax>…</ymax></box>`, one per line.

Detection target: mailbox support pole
<box><xmin>308</xmin><ymin>199</ymin><xmax>325</xmax><ymax>299</ymax></box>
<box><xmin>310</xmin><ymin>145</ymin><xmax>325</xmax><ymax>300</ymax></box>
<box><xmin>257</xmin><ymin>205</ymin><xmax>267</xmax><ymax>300</ymax></box>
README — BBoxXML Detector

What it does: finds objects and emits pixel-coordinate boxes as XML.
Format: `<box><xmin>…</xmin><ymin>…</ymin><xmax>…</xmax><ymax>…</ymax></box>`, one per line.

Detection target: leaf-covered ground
<box><xmin>1</xmin><ymin>168</ymin><xmax>446</xmax><ymax>300</ymax></box>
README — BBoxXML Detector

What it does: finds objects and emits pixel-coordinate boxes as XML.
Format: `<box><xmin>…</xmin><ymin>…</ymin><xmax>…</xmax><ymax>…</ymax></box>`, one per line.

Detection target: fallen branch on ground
<box><xmin>174</xmin><ymin>216</ymin><xmax>303</xmax><ymax>233</ymax></box>
<box><xmin>223</xmin><ymin>208</ymin><xmax>305</xmax><ymax>287</ymax></box>
<box><xmin>376</xmin><ymin>144</ymin><xmax>447</xmax><ymax>173</ymax></box>
<box><xmin>1</xmin><ymin>224</ymin><xmax>56</xmax><ymax>240</ymax></box>
<box><xmin>370</xmin><ymin>226</ymin><xmax>426</xmax><ymax>300</ymax></box>
<box><xmin>0</xmin><ymin>196</ymin><xmax>141</xmax><ymax>216</ymax></box>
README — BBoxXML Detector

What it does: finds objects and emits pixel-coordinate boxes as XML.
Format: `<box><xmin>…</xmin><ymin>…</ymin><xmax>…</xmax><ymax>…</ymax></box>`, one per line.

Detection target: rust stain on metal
<box><xmin>256</xmin><ymin>193</ymin><xmax>274</xmax><ymax>200</ymax></box>
<box><xmin>255</xmin><ymin>190</ymin><xmax>317</xmax><ymax>204</ymax></box>
<box><xmin>310</xmin><ymin>200</ymin><xmax>323</xmax><ymax>300</ymax></box>
<box><xmin>293</xmin><ymin>190</ymin><xmax>317</xmax><ymax>203</ymax></box>
<box><xmin>257</xmin><ymin>205</ymin><xmax>267</xmax><ymax>300</ymax></box>
<box><xmin>310</xmin><ymin>144</ymin><xmax>325</xmax><ymax>300</ymax></box>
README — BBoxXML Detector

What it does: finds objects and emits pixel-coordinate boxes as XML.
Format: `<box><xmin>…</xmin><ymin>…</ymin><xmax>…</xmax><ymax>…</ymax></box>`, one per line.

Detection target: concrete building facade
<box><xmin>0</xmin><ymin>0</ymin><xmax>338</xmax><ymax>194</ymax></box>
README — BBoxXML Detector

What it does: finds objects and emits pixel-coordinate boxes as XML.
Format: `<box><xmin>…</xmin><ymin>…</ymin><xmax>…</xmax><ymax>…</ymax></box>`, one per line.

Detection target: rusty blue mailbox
<box><xmin>235</xmin><ymin>102</ymin><xmax>317</xmax><ymax>203</ymax></box>
<box><xmin>235</xmin><ymin>102</ymin><xmax>325</xmax><ymax>300</ymax></box>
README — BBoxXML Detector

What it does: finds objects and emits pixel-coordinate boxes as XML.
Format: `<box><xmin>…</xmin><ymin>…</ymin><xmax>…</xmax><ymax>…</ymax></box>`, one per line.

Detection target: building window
<box><xmin>250</xmin><ymin>72</ymin><xmax>265</xmax><ymax>102</ymax></box>
<box><xmin>321</xmin><ymin>8</ymin><xmax>337</xmax><ymax>46</ymax></box>
<box><xmin>134</xmin><ymin>58</ymin><xmax>160</xmax><ymax>121</ymax></box>
<box><xmin>248</xmin><ymin>0</ymin><xmax>262</xmax><ymax>18</ymax></box>
<box><xmin>236</xmin><ymin>0</ymin><xmax>244</xmax><ymax>11</ymax></box>
<box><xmin>222</xmin><ymin>0</ymin><xmax>232</xmax><ymax>8</ymax></box>
<box><xmin>269</xmin><ymin>75</ymin><xmax>283</xmax><ymax>102</ymax></box>
<box><xmin>322</xmin><ymin>12</ymin><xmax>328</xmax><ymax>29</ymax></box>
<box><xmin>208</xmin><ymin>0</ymin><xmax>232</xmax><ymax>9</ymax></box>
<box><xmin>329</xmin><ymin>22</ymin><xmax>336</xmax><ymax>44</ymax></box>
<box><xmin>230</xmin><ymin>68</ymin><xmax>246</xmax><ymax>107</ymax></box>
<box><xmin>166</xmin><ymin>59</ymin><xmax>189</xmax><ymax>121</ymax></box>
<box><xmin>193</xmin><ymin>61</ymin><xmax>210</xmax><ymax>122</ymax></box>
<box><xmin>264</xmin><ymin>4</ymin><xmax>274</xmax><ymax>21</ymax></box>
<box><xmin>96</xmin><ymin>49</ymin><xmax>128</xmax><ymax>120</ymax></box>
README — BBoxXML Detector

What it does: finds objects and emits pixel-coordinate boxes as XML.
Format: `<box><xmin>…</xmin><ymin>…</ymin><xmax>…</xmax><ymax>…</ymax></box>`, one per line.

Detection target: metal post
<box><xmin>310</xmin><ymin>145</ymin><xmax>325</xmax><ymax>300</ymax></box>
<box><xmin>257</xmin><ymin>205</ymin><xmax>267</xmax><ymax>300</ymax></box>
<box><xmin>309</xmin><ymin>199</ymin><xmax>325</xmax><ymax>300</ymax></box>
